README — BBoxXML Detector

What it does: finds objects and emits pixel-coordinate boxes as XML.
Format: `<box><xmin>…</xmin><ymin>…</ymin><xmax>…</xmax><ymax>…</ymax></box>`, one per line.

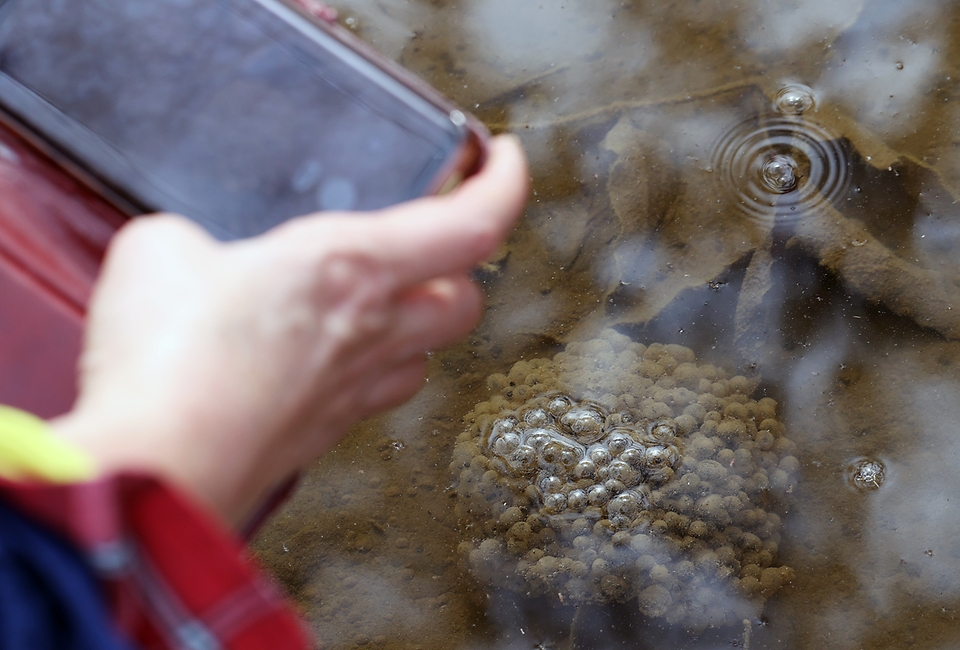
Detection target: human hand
<box><xmin>51</xmin><ymin>135</ymin><xmax>528</xmax><ymax>526</ymax></box>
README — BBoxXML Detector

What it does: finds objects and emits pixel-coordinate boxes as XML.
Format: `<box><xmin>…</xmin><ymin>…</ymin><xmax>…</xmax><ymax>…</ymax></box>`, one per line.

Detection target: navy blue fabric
<box><xmin>0</xmin><ymin>498</ymin><xmax>135</xmax><ymax>650</ymax></box>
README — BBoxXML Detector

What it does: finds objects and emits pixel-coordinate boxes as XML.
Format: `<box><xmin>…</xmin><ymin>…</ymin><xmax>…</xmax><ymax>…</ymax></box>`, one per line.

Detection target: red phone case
<box><xmin>0</xmin><ymin>121</ymin><xmax>123</xmax><ymax>417</ymax></box>
<box><xmin>0</xmin><ymin>0</ymin><xmax>488</xmax><ymax>416</ymax></box>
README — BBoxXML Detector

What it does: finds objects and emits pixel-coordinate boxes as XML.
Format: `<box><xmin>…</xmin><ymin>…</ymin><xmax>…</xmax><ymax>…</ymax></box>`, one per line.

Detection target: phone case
<box><xmin>0</xmin><ymin>0</ymin><xmax>489</xmax><ymax>414</ymax></box>
<box><xmin>283</xmin><ymin>0</ymin><xmax>489</xmax><ymax>192</ymax></box>
<box><xmin>0</xmin><ymin>0</ymin><xmax>491</xmax><ymax>238</ymax></box>
<box><xmin>0</xmin><ymin>118</ymin><xmax>123</xmax><ymax>417</ymax></box>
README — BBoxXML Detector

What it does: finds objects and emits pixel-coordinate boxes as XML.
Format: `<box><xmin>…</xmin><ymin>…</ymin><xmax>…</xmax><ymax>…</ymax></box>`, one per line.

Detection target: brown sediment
<box><xmin>792</xmin><ymin>203</ymin><xmax>960</xmax><ymax>340</ymax></box>
<box><xmin>734</xmin><ymin>240</ymin><xmax>777</xmax><ymax>367</ymax></box>
<box><xmin>250</xmin><ymin>3</ymin><xmax>960</xmax><ymax>648</ymax></box>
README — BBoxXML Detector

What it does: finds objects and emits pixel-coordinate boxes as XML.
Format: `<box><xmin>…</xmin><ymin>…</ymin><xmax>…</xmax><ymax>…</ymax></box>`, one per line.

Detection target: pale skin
<box><xmin>50</xmin><ymin>135</ymin><xmax>529</xmax><ymax>528</ymax></box>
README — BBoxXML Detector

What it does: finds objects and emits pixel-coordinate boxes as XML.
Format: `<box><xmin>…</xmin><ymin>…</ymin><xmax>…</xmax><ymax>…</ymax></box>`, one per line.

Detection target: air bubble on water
<box><xmin>710</xmin><ymin>114</ymin><xmax>851</xmax><ymax>224</ymax></box>
<box><xmin>847</xmin><ymin>458</ymin><xmax>886</xmax><ymax>491</ymax></box>
<box><xmin>760</xmin><ymin>154</ymin><xmax>799</xmax><ymax>193</ymax></box>
<box><xmin>895</xmin><ymin>61</ymin><xmax>904</xmax><ymax>70</ymax></box>
<box><xmin>775</xmin><ymin>85</ymin><xmax>816</xmax><ymax>115</ymax></box>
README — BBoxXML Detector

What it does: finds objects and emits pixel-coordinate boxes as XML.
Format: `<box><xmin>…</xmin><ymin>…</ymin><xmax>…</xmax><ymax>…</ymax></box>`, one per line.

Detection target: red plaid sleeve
<box><xmin>0</xmin><ymin>473</ymin><xmax>311</xmax><ymax>650</ymax></box>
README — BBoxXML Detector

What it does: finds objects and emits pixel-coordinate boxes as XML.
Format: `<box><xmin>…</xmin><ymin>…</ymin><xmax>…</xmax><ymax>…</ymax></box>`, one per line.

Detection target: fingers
<box><xmin>273</xmin><ymin>135</ymin><xmax>529</xmax><ymax>290</ymax></box>
<box><xmin>359</xmin><ymin>356</ymin><xmax>429</xmax><ymax>415</ymax></box>
<box><xmin>325</xmin><ymin>274</ymin><xmax>477</xmax><ymax>419</ymax></box>
<box><xmin>387</xmin><ymin>274</ymin><xmax>482</xmax><ymax>359</ymax></box>
<box><xmin>339</xmin><ymin>273</ymin><xmax>480</xmax><ymax>383</ymax></box>
<box><xmin>372</xmin><ymin>135</ymin><xmax>529</xmax><ymax>287</ymax></box>
<box><xmin>108</xmin><ymin>213</ymin><xmax>214</xmax><ymax>260</ymax></box>
<box><xmin>84</xmin><ymin>213</ymin><xmax>217</xmax><ymax>351</ymax></box>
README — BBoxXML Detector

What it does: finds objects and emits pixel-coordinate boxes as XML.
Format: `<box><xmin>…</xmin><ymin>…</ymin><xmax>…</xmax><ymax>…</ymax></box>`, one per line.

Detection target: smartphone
<box><xmin>0</xmin><ymin>0</ymin><xmax>487</xmax><ymax>240</ymax></box>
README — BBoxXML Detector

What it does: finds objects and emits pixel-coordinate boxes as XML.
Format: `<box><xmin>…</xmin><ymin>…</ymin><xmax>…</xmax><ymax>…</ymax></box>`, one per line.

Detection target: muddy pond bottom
<box><xmin>252</xmin><ymin>0</ymin><xmax>960</xmax><ymax>648</ymax></box>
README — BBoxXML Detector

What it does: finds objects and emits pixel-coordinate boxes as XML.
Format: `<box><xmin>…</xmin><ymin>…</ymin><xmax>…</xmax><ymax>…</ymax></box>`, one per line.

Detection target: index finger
<box><xmin>280</xmin><ymin>135</ymin><xmax>529</xmax><ymax>289</ymax></box>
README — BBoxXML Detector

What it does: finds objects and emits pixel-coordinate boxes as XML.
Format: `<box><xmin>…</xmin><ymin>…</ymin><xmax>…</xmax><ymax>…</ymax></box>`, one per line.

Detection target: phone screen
<box><xmin>0</xmin><ymin>0</ymin><xmax>467</xmax><ymax>239</ymax></box>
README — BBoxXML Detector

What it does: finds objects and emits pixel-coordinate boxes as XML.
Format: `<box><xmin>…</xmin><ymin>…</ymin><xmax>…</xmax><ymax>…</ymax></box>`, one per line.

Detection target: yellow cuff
<box><xmin>0</xmin><ymin>405</ymin><xmax>96</xmax><ymax>483</ymax></box>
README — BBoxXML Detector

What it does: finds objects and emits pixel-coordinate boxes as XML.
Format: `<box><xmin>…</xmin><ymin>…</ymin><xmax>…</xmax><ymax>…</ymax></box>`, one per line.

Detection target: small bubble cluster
<box><xmin>452</xmin><ymin>331</ymin><xmax>797</xmax><ymax>629</ymax></box>
<box><xmin>847</xmin><ymin>458</ymin><xmax>885</xmax><ymax>491</ymax></box>
<box><xmin>760</xmin><ymin>154</ymin><xmax>799</xmax><ymax>194</ymax></box>
<box><xmin>484</xmin><ymin>396</ymin><xmax>679</xmax><ymax>526</ymax></box>
<box><xmin>774</xmin><ymin>84</ymin><xmax>816</xmax><ymax>116</ymax></box>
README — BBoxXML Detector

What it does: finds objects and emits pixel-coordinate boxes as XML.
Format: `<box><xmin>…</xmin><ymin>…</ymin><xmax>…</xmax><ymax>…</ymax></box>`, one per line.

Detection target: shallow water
<box><xmin>253</xmin><ymin>1</ymin><xmax>960</xmax><ymax>648</ymax></box>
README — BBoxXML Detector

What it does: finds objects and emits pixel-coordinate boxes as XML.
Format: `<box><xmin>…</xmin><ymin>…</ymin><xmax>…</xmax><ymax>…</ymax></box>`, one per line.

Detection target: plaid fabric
<box><xmin>0</xmin><ymin>497</ymin><xmax>135</xmax><ymax>650</ymax></box>
<box><xmin>0</xmin><ymin>474</ymin><xmax>311</xmax><ymax>650</ymax></box>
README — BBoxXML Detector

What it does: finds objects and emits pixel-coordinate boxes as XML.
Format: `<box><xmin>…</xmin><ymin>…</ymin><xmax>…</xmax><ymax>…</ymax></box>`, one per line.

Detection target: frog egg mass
<box><xmin>450</xmin><ymin>330</ymin><xmax>797</xmax><ymax>629</ymax></box>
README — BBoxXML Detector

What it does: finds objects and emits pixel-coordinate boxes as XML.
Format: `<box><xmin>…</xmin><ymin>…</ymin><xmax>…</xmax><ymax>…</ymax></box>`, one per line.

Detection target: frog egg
<box><xmin>511</xmin><ymin>445</ymin><xmax>538</xmax><ymax>471</ymax></box>
<box><xmin>642</xmin><ymin>445</ymin><xmax>680</xmax><ymax>484</ymax></box>
<box><xmin>589</xmin><ymin>446</ymin><xmax>613</xmax><ymax>466</ymax></box>
<box><xmin>539</xmin><ymin>474</ymin><xmax>563</xmax><ymax>494</ymax></box>
<box><xmin>491</xmin><ymin>416</ymin><xmax>519</xmax><ymax>438</ymax></box>
<box><xmin>540</xmin><ymin>441</ymin><xmax>566</xmax><ymax>464</ymax></box>
<box><xmin>492</xmin><ymin>432</ymin><xmax>521</xmax><ymax>456</ymax></box>
<box><xmin>608</xmin><ymin>460</ymin><xmax>638</xmax><ymax>485</ymax></box>
<box><xmin>546</xmin><ymin>395</ymin><xmax>574</xmax><ymax>416</ymax></box>
<box><xmin>696</xmin><ymin>459</ymin><xmax>728</xmax><ymax>482</ymax></box>
<box><xmin>619</xmin><ymin>447</ymin><xmax>644</xmax><ymax>467</ymax></box>
<box><xmin>524</xmin><ymin>428</ymin><xmax>553</xmax><ymax>450</ymax></box>
<box><xmin>574</xmin><ymin>459</ymin><xmax>598</xmax><ymax>479</ymax></box>
<box><xmin>607</xmin><ymin>432</ymin><xmax>632</xmax><ymax>456</ymax></box>
<box><xmin>542</xmin><ymin>492</ymin><xmax>568</xmax><ymax>513</ymax></box>
<box><xmin>604</xmin><ymin>479</ymin><xmax>627</xmax><ymax>495</ymax></box>
<box><xmin>649</xmin><ymin>421</ymin><xmax>678</xmax><ymax>443</ymax></box>
<box><xmin>651</xmin><ymin>467</ymin><xmax>676</xmax><ymax>485</ymax></box>
<box><xmin>559</xmin><ymin>406</ymin><xmax>606</xmax><ymax>443</ymax></box>
<box><xmin>523</xmin><ymin>408</ymin><xmax>551</xmax><ymax>428</ymax></box>
<box><xmin>568</xmin><ymin>489</ymin><xmax>588</xmax><ymax>511</ymax></box>
<box><xmin>607</xmin><ymin>411</ymin><xmax>636</xmax><ymax>427</ymax></box>
<box><xmin>559</xmin><ymin>446</ymin><xmax>583</xmax><ymax>469</ymax></box>
<box><xmin>588</xmin><ymin>484</ymin><xmax>611</xmax><ymax>506</ymax></box>
<box><xmin>610</xmin><ymin>514</ymin><xmax>632</xmax><ymax>530</ymax></box>
<box><xmin>607</xmin><ymin>492</ymin><xmax>641</xmax><ymax>519</ymax></box>
<box><xmin>642</xmin><ymin>445</ymin><xmax>678</xmax><ymax>471</ymax></box>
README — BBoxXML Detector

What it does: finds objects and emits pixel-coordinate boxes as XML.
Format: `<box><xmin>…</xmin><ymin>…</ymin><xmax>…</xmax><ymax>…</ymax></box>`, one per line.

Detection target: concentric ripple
<box><xmin>711</xmin><ymin>115</ymin><xmax>852</xmax><ymax>224</ymax></box>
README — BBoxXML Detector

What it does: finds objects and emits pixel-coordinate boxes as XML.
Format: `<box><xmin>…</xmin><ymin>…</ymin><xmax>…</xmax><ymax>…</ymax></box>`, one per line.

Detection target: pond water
<box><xmin>252</xmin><ymin>1</ymin><xmax>960</xmax><ymax>648</ymax></box>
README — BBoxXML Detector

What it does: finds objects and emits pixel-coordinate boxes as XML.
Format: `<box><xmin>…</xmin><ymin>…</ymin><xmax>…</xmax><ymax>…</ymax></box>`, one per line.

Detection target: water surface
<box><xmin>254</xmin><ymin>1</ymin><xmax>960</xmax><ymax>648</ymax></box>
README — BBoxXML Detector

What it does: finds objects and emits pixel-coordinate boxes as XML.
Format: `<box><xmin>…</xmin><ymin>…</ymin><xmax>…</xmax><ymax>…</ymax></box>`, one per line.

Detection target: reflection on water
<box><xmin>774</xmin><ymin>85</ymin><xmax>816</xmax><ymax>117</ymax></box>
<box><xmin>710</xmin><ymin>113</ymin><xmax>852</xmax><ymax>222</ymax></box>
<box><xmin>253</xmin><ymin>0</ymin><xmax>960</xmax><ymax>648</ymax></box>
